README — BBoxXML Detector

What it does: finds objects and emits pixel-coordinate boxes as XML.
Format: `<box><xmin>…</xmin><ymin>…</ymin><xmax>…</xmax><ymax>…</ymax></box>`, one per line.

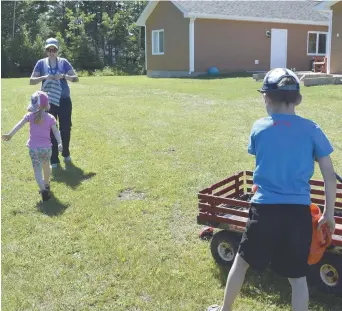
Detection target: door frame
<box><xmin>270</xmin><ymin>28</ymin><xmax>288</xmax><ymax>69</ymax></box>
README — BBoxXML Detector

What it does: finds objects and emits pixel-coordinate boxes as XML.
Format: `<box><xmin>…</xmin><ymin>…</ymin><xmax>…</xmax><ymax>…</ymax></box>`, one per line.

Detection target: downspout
<box><xmin>327</xmin><ymin>10</ymin><xmax>333</xmax><ymax>74</ymax></box>
<box><xmin>145</xmin><ymin>24</ymin><xmax>148</xmax><ymax>72</ymax></box>
<box><xmin>189</xmin><ymin>18</ymin><xmax>195</xmax><ymax>75</ymax></box>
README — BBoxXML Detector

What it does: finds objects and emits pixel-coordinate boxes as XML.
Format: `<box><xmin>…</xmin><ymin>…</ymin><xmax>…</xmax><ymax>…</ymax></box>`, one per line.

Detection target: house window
<box><xmin>307</xmin><ymin>32</ymin><xmax>328</xmax><ymax>55</ymax></box>
<box><xmin>152</xmin><ymin>29</ymin><xmax>164</xmax><ymax>55</ymax></box>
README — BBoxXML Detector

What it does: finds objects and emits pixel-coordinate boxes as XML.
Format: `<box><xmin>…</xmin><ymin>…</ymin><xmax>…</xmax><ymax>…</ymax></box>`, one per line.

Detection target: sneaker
<box><xmin>64</xmin><ymin>156</ymin><xmax>72</xmax><ymax>163</ymax></box>
<box><xmin>40</xmin><ymin>189</ymin><xmax>51</xmax><ymax>201</ymax></box>
<box><xmin>45</xmin><ymin>184</ymin><xmax>50</xmax><ymax>191</ymax></box>
<box><xmin>51</xmin><ymin>163</ymin><xmax>58</xmax><ymax>168</ymax></box>
<box><xmin>207</xmin><ymin>305</ymin><xmax>221</xmax><ymax>311</ymax></box>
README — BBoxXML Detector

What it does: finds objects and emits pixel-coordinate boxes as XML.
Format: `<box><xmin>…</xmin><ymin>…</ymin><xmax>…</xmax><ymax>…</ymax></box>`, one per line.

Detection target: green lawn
<box><xmin>1</xmin><ymin>76</ymin><xmax>342</xmax><ymax>311</ymax></box>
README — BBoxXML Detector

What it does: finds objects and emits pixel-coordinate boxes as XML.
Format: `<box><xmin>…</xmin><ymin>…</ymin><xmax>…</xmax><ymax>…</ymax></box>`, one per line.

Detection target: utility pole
<box><xmin>12</xmin><ymin>0</ymin><xmax>17</xmax><ymax>39</ymax></box>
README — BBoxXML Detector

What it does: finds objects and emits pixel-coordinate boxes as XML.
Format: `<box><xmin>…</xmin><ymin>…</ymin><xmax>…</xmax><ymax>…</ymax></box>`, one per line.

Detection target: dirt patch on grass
<box><xmin>118</xmin><ymin>188</ymin><xmax>145</xmax><ymax>200</ymax></box>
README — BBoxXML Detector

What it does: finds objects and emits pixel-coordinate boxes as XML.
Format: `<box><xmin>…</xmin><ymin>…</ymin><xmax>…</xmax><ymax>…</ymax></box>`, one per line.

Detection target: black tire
<box><xmin>308</xmin><ymin>253</ymin><xmax>342</xmax><ymax>297</ymax></box>
<box><xmin>210</xmin><ymin>230</ymin><xmax>240</xmax><ymax>267</ymax></box>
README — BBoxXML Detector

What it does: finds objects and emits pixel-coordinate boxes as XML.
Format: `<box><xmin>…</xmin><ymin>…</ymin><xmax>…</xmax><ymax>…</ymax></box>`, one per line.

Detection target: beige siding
<box><xmin>194</xmin><ymin>19</ymin><xmax>328</xmax><ymax>72</ymax></box>
<box><xmin>331</xmin><ymin>1</ymin><xmax>342</xmax><ymax>74</ymax></box>
<box><xmin>146</xmin><ymin>1</ymin><xmax>189</xmax><ymax>71</ymax></box>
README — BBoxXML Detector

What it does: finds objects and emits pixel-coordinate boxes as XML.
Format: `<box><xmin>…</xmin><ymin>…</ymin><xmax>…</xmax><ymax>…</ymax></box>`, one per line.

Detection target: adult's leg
<box><xmin>49</xmin><ymin>104</ymin><xmax>60</xmax><ymax>164</ymax></box>
<box><xmin>58</xmin><ymin>97</ymin><xmax>72</xmax><ymax>159</ymax></box>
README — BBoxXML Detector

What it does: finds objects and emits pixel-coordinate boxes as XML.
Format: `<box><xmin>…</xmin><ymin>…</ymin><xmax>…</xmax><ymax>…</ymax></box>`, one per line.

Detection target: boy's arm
<box><xmin>317</xmin><ymin>155</ymin><xmax>336</xmax><ymax>233</ymax></box>
<box><xmin>2</xmin><ymin>117</ymin><xmax>28</xmax><ymax>140</ymax></box>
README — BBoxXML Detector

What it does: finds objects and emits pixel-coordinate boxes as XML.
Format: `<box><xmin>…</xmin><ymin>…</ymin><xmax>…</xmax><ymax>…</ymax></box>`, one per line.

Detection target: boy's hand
<box><xmin>58</xmin><ymin>143</ymin><xmax>63</xmax><ymax>152</ymax></box>
<box><xmin>318</xmin><ymin>213</ymin><xmax>335</xmax><ymax>234</ymax></box>
<box><xmin>2</xmin><ymin>134</ymin><xmax>12</xmax><ymax>141</ymax></box>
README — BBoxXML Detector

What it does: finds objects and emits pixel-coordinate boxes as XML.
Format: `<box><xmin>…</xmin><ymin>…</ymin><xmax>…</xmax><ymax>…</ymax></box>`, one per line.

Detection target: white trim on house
<box><xmin>136</xmin><ymin>0</ymin><xmax>187</xmax><ymax>26</ymax></box>
<box><xmin>145</xmin><ymin>25</ymin><xmax>147</xmax><ymax>71</ymax></box>
<box><xmin>152</xmin><ymin>29</ymin><xmax>164</xmax><ymax>55</ymax></box>
<box><xmin>307</xmin><ymin>31</ymin><xmax>329</xmax><ymax>56</ymax></box>
<box><xmin>136</xmin><ymin>1</ymin><xmax>158</xmax><ymax>26</ymax></box>
<box><xmin>185</xmin><ymin>13</ymin><xmax>329</xmax><ymax>26</ymax></box>
<box><xmin>327</xmin><ymin>10</ymin><xmax>333</xmax><ymax>74</ymax></box>
<box><xmin>189</xmin><ymin>18</ymin><xmax>195</xmax><ymax>74</ymax></box>
<box><xmin>314</xmin><ymin>0</ymin><xmax>339</xmax><ymax>10</ymax></box>
<box><xmin>170</xmin><ymin>0</ymin><xmax>188</xmax><ymax>16</ymax></box>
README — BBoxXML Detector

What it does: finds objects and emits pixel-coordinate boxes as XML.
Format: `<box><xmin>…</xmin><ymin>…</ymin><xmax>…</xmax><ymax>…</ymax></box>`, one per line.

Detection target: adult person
<box><xmin>30</xmin><ymin>37</ymin><xmax>79</xmax><ymax>168</ymax></box>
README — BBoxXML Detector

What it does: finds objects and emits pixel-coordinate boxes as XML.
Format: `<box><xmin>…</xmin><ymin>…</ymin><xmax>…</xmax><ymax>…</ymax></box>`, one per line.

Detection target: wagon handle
<box><xmin>336</xmin><ymin>173</ymin><xmax>342</xmax><ymax>184</ymax></box>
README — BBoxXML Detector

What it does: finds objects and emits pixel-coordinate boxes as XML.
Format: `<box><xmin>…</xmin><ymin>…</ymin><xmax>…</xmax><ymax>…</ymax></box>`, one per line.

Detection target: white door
<box><xmin>270</xmin><ymin>29</ymin><xmax>288</xmax><ymax>69</ymax></box>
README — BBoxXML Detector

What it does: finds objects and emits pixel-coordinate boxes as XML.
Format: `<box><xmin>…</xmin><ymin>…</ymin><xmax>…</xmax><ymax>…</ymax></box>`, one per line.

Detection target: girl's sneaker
<box><xmin>207</xmin><ymin>306</ymin><xmax>221</xmax><ymax>311</ymax></box>
<box><xmin>40</xmin><ymin>189</ymin><xmax>51</xmax><ymax>201</ymax></box>
<box><xmin>45</xmin><ymin>183</ymin><xmax>50</xmax><ymax>191</ymax></box>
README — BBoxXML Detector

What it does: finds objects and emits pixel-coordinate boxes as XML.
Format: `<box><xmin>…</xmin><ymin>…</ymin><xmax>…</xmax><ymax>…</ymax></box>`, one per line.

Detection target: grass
<box><xmin>1</xmin><ymin>75</ymin><xmax>342</xmax><ymax>311</ymax></box>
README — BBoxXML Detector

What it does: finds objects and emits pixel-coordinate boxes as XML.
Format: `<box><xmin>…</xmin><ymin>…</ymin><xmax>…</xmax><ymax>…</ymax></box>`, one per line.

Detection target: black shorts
<box><xmin>238</xmin><ymin>203</ymin><xmax>312</xmax><ymax>278</ymax></box>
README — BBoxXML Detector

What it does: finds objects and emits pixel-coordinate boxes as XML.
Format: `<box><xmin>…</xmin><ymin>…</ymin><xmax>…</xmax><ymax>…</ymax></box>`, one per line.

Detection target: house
<box><xmin>316</xmin><ymin>0</ymin><xmax>342</xmax><ymax>74</ymax></box>
<box><xmin>136</xmin><ymin>1</ymin><xmax>330</xmax><ymax>78</ymax></box>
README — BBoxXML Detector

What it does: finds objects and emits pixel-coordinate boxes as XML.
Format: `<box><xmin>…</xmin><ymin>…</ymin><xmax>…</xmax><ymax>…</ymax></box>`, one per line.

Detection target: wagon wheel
<box><xmin>308</xmin><ymin>253</ymin><xmax>342</xmax><ymax>297</ymax></box>
<box><xmin>210</xmin><ymin>230</ymin><xmax>240</xmax><ymax>267</ymax></box>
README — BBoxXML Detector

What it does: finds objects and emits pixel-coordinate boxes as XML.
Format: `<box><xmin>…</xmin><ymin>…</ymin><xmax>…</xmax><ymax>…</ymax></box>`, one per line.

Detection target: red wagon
<box><xmin>197</xmin><ymin>171</ymin><xmax>342</xmax><ymax>296</ymax></box>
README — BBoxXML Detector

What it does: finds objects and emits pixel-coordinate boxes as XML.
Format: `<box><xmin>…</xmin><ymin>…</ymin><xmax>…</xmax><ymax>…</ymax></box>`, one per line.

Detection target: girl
<box><xmin>2</xmin><ymin>91</ymin><xmax>63</xmax><ymax>201</ymax></box>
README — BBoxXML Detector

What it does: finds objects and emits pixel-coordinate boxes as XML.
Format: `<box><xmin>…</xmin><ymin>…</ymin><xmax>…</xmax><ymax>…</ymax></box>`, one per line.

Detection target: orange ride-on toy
<box><xmin>197</xmin><ymin>171</ymin><xmax>342</xmax><ymax>296</ymax></box>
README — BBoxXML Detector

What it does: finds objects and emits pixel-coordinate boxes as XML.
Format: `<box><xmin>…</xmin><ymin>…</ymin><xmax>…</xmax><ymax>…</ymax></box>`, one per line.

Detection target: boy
<box><xmin>208</xmin><ymin>68</ymin><xmax>336</xmax><ymax>311</ymax></box>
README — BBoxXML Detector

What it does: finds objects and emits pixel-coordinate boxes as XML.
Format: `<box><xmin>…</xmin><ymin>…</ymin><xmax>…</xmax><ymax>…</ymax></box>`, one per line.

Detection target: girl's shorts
<box><xmin>29</xmin><ymin>147</ymin><xmax>52</xmax><ymax>168</ymax></box>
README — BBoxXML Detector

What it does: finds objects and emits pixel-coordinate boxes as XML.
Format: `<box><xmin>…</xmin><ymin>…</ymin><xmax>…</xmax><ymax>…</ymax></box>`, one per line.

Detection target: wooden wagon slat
<box><xmin>245</xmin><ymin>171</ymin><xmax>253</xmax><ymax>176</ymax></box>
<box><xmin>199</xmin><ymin>188</ymin><xmax>211</xmax><ymax>194</ymax></box>
<box><xmin>310</xmin><ymin>179</ymin><xmax>342</xmax><ymax>190</ymax></box>
<box><xmin>335</xmin><ymin>216</ymin><xmax>342</xmax><ymax>225</ymax></box>
<box><xmin>311</xmin><ymin>198</ymin><xmax>325</xmax><ymax>205</ymax></box>
<box><xmin>310</xmin><ymin>189</ymin><xmax>342</xmax><ymax>199</ymax></box>
<box><xmin>310</xmin><ymin>189</ymin><xmax>325</xmax><ymax>196</ymax></box>
<box><xmin>199</xmin><ymin>203</ymin><xmax>249</xmax><ymax>217</ymax></box>
<box><xmin>334</xmin><ymin>227</ymin><xmax>342</xmax><ymax>236</ymax></box>
<box><xmin>310</xmin><ymin>179</ymin><xmax>324</xmax><ymax>187</ymax></box>
<box><xmin>213</xmin><ymin>180</ymin><xmax>243</xmax><ymax>197</ymax></box>
<box><xmin>312</xmin><ymin>198</ymin><xmax>342</xmax><ymax>208</ymax></box>
<box><xmin>198</xmin><ymin>212</ymin><xmax>246</xmax><ymax>228</ymax></box>
<box><xmin>209</xmin><ymin>172</ymin><xmax>244</xmax><ymax>191</ymax></box>
<box><xmin>332</xmin><ymin>238</ymin><xmax>342</xmax><ymax>246</ymax></box>
<box><xmin>198</xmin><ymin>213</ymin><xmax>342</xmax><ymax>246</ymax></box>
<box><xmin>198</xmin><ymin>193</ymin><xmax>251</xmax><ymax>208</ymax></box>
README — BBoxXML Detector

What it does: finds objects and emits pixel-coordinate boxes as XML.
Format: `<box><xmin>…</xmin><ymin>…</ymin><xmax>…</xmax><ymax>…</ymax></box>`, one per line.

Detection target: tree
<box><xmin>1</xmin><ymin>0</ymin><xmax>148</xmax><ymax>77</ymax></box>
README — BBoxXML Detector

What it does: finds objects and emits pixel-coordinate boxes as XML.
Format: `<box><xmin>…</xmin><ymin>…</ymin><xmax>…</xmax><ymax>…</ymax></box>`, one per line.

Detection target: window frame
<box><xmin>151</xmin><ymin>29</ymin><xmax>164</xmax><ymax>55</ymax></box>
<box><xmin>307</xmin><ymin>31</ymin><xmax>328</xmax><ymax>56</ymax></box>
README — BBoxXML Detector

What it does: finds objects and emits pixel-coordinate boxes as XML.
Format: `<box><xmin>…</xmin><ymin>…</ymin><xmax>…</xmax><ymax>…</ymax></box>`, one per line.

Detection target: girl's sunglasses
<box><xmin>46</xmin><ymin>48</ymin><xmax>58</xmax><ymax>53</ymax></box>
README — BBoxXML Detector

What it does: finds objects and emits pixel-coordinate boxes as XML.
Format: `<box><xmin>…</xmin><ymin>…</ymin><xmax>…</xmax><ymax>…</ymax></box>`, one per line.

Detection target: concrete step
<box><xmin>253</xmin><ymin>72</ymin><xmax>334</xmax><ymax>81</ymax></box>
<box><xmin>303</xmin><ymin>76</ymin><xmax>342</xmax><ymax>86</ymax></box>
<box><xmin>253</xmin><ymin>73</ymin><xmax>266</xmax><ymax>81</ymax></box>
<box><xmin>298</xmin><ymin>73</ymin><xmax>333</xmax><ymax>79</ymax></box>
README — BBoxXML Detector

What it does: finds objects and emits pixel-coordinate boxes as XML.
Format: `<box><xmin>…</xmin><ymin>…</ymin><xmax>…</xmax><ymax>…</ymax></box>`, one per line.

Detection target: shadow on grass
<box><xmin>36</xmin><ymin>192</ymin><xmax>69</xmax><ymax>216</ymax></box>
<box><xmin>51</xmin><ymin>162</ymin><xmax>96</xmax><ymax>189</ymax></box>
<box><xmin>213</xmin><ymin>265</ymin><xmax>342</xmax><ymax>310</ymax></box>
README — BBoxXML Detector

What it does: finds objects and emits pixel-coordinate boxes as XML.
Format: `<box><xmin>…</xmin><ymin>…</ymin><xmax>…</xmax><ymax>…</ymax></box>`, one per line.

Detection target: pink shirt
<box><xmin>24</xmin><ymin>112</ymin><xmax>57</xmax><ymax>148</ymax></box>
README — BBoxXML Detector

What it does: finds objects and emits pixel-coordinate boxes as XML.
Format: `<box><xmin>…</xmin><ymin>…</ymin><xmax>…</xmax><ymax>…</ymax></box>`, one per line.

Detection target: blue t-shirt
<box><xmin>248</xmin><ymin>114</ymin><xmax>333</xmax><ymax>205</ymax></box>
<box><xmin>32</xmin><ymin>57</ymin><xmax>73</xmax><ymax>99</ymax></box>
